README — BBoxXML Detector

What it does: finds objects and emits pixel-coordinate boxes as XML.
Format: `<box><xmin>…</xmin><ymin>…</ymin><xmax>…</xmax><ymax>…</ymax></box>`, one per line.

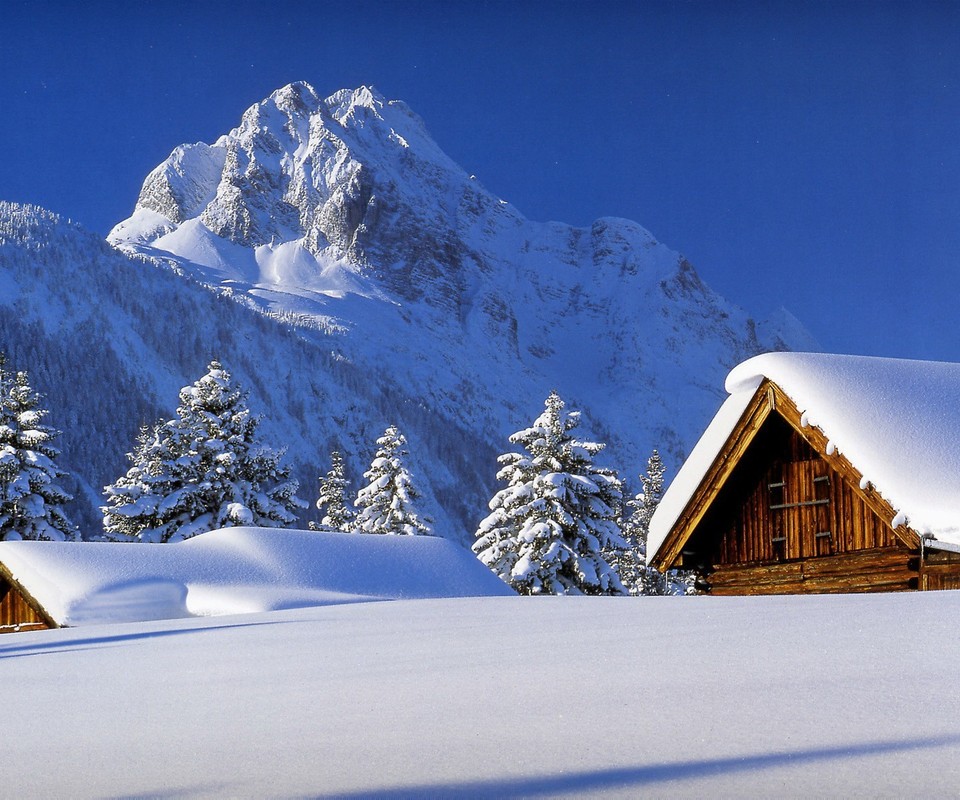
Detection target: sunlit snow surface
<box><xmin>649</xmin><ymin>352</ymin><xmax>960</xmax><ymax>558</ymax></box>
<box><xmin>3</xmin><ymin>592</ymin><xmax>960</xmax><ymax>797</ymax></box>
<box><xmin>0</xmin><ymin>527</ymin><xmax>512</xmax><ymax>625</ymax></box>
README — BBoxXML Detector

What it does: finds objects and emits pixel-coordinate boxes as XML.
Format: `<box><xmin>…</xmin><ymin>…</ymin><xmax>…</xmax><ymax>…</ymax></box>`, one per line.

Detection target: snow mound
<box><xmin>649</xmin><ymin>352</ymin><xmax>960</xmax><ymax>559</ymax></box>
<box><xmin>0</xmin><ymin>527</ymin><xmax>513</xmax><ymax>626</ymax></box>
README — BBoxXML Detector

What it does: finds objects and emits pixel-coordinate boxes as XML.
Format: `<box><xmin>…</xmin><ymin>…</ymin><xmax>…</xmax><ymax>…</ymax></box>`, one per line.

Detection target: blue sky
<box><xmin>3</xmin><ymin>1</ymin><xmax>959</xmax><ymax>360</ymax></box>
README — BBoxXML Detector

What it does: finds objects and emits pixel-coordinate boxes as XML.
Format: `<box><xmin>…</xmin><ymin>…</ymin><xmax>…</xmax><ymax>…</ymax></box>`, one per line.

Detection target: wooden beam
<box><xmin>0</xmin><ymin>622</ymin><xmax>48</xmax><ymax>634</ymax></box>
<box><xmin>707</xmin><ymin>547</ymin><xmax>916</xmax><ymax>594</ymax></box>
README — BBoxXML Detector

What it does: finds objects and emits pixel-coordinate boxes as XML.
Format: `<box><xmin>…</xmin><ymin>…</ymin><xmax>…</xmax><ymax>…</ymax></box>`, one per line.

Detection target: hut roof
<box><xmin>648</xmin><ymin>352</ymin><xmax>960</xmax><ymax>560</ymax></box>
<box><xmin>0</xmin><ymin>527</ymin><xmax>513</xmax><ymax>627</ymax></box>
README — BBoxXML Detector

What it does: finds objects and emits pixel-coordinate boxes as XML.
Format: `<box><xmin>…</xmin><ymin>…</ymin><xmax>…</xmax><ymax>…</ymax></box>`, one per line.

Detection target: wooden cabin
<box><xmin>648</xmin><ymin>353</ymin><xmax>960</xmax><ymax>594</ymax></box>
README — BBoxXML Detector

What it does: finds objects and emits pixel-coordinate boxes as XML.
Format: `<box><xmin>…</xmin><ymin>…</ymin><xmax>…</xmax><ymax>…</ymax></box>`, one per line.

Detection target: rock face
<box><xmin>107</xmin><ymin>82</ymin><xmax>815</xmax><ymax>538</ymax></box>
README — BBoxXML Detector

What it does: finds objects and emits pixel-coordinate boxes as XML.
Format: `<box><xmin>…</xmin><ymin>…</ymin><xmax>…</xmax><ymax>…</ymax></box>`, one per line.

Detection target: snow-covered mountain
<box><xmin>1</xmin><ymin>82</ymin><xmax>815</xmax><ymax>540</ymax></box>
<box><xmin>109</xmin><ymin>82</ymin><xmax>816</xmax><ymax>453</ymax></box>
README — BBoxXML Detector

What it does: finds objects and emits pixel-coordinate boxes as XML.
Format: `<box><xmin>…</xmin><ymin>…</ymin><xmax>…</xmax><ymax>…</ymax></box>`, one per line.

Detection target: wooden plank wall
<box><xmin>921</xmin><ymin>552</ymin><xmax>960</xmax><ymax>591</ymax></box>
<box><xmin>0</xmin><ymin>576</ymin><xmax>49</xmax><ymax>633</ymax></box>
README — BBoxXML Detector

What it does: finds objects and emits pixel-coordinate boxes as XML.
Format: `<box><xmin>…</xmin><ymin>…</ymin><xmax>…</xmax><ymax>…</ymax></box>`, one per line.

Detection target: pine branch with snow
<box><xmin>102</xmin><ymin>360</ymin><xmax>305</xmax><ymax>542</ymax></box>
<box><xmin>354</xmin><ymin>426</ymin><xmax>429</xmax><ymax>535</ymax></box>
<box><xmin>0</xmin><ymin>360</ymin><xmax>76</xmax><ymax>541</ymax></box>
<box><xmin>473</xmin><ymin>391</ymin><xmax>626</xmax><ymax>595</ymax></box>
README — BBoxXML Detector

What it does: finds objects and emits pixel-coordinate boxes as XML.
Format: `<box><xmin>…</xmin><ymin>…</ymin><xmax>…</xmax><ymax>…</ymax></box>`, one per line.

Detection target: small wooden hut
<box><xmin>0</xmin><ymin>563</ymin><xmax>55</xmax><ymax>633</ymax></box>
<box><xmin>0</xmin><ymin>526</ymin><xmax>515</xmax><ymax>633</ymax></box>
<box><xmin>648</xmin><ymin>352</ymin><xmax>960</xmax><ymax>594</ymax></box>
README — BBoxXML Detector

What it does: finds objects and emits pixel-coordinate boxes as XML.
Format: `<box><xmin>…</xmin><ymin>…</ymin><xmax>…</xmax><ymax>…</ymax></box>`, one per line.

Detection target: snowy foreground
<box><xmin>6</xmin><ymin>592</ymin><xmax>960</xmax><ymax>798</ymax></box>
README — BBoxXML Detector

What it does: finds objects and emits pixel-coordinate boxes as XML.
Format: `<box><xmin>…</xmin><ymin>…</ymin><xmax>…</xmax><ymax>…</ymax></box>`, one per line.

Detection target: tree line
<box><xmin>0</xmin><ymin>355</ymin><xmax>692</xmax><ymax>596</ymax></box>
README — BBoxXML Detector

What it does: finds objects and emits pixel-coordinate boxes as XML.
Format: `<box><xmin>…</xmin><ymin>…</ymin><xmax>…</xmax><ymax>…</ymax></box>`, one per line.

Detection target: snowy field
<box><xmin>6</xmin><ymin>591</ymin><xmax>960</xmax><ymax>798</ymax></box>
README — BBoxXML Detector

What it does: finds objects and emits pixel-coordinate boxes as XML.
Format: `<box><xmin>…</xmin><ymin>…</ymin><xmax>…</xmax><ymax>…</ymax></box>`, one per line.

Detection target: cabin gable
<box><xmin>686</xmin><ymin>414</ymin><xmax>902</xmax><ymax>567</ymax></box>
<box><xmin>651</xmin><ymin>380</ymin><xmax>952</xmax><ymax>594</ymax></box>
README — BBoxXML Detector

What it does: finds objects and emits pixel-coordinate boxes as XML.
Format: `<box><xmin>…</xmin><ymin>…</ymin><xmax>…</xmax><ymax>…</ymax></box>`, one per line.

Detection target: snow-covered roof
<box><xmin>648</xmin><ymin>352</ymin><xmax>960</xmax><ymax>559</ymax></box>
<box><xmin>0</xmin><ymin>527</ymin><xmax>513</xmax><ymax>626</ymax></box>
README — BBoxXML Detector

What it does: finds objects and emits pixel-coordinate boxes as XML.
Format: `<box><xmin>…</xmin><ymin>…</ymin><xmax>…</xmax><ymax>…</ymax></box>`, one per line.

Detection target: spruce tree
<box><xmin>0</xmin><ymin>362</ymin><xmax>76</xmax><ymax>541</ymax></box>
<box><xmin>473</xmin><ymin>390</ymin><xmax>626</xmax><ymax>595</ymax></box>
<box><xmin>617</xmin><ymin>449</ymin><xmax>666</xmax><ymax>595</ymax></box>
<box><xmin>311</xmin><ymin>450</ymin><xmax>354</xmax><ymax>531</ymax></box>
<box><xmin>354</xmin><ymin>425</ymin><xmax>429</xmax><ymax>535</ymax></box>
<box><xmin>102</xmin><ymin>361</ymin><xmax>304</xmax><ymax>542</ymax></box>
<box><xmin>619</xmin><ymin>451</ymin><xmax>696</xmax><ymax>595</ymax></box>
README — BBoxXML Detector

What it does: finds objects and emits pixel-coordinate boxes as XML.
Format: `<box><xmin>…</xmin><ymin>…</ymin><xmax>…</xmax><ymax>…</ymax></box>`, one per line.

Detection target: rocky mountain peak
<box><xmin>324</xmin><ymin>84</ymin><xmax>387</xmax><ymax>120</ymax></box>
<box><xmin>268</xmin><ymin>81</ymin><xmax>322</xmax><ymax>117</ymax></box>
<box><xmin>112</xmin><ymin>83</ymin><xmax>463</xmax><ymax>263</ymax></box>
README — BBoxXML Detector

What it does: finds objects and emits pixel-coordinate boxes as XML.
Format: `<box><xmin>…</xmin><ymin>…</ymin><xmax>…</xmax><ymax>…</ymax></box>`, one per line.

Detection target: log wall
<box><xmin>709</xmin><ymin>548</ymin><xmax>917</xmax><ymax>595</ymax></box>
<box><xmin>921</xmin><ymin>551</ymin><xmax>960</xmax><ymax>591</ymax></box>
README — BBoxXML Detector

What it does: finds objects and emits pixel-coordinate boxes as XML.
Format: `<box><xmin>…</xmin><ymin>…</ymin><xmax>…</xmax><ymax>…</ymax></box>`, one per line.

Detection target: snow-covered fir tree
<box><xmin>617</xmin><ymin>450</ymin><xmax>697</xmax><ymax>595</ymax></box>
<box><xmin>0</xmin><ymin>359</ymin><xmax>75</xmax><ymax>541</ymax></box>
<box><xmin>635</xmin><ymin>449</ymin><xmax>665</xmax><ymax>548</ymax></box>
<box><xmin>354</xmin><ymin>426</ymin><xmax>429</xmax><ymax>535</ymax></box>
<box><xmin>310</xmin><ymin>450</ymin><xmax>354</xmax><ymax>531</ymax></box>
<box><xmin>102</xmin><ymin>361</ymin><xmax>304</xmax><ymax>542</ymax></box>
<box><xmin>473</xmin><ymin>390</ymin><xmax>626</xmax><ymax>595</ymax></box>
<box><xmin>615</xmin><ymin>449</ymin><xmax>666</xmax><ymax>595</ymax></box>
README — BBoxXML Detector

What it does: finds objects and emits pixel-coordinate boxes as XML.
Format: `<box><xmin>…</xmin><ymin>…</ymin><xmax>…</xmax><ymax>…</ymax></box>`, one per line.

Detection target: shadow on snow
<box><xmin>0</xmin><ymin>618</ymin><xmax>294</xmax><ymax>659</ymax></box>
<box><xmin>320</xmin><ymin>733</ymin><xmax>960</xmax><ymax>798</ymax></box>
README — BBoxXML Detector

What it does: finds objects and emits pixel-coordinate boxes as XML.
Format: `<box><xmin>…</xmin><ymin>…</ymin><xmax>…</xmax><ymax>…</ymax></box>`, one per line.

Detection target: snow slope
<box><xmin>648</xmin><ymin>352</ymin><xmax>960</xmax><ymax>558</ymax></box>
<box><xmin>0</xmin><ymin>527</ymin><xmax>512</xmax><ymax>625</ymax></box>
<box><xmin>3</xmin><ymin>592</ymin><xmax>960</xmax><ymax>797</ymax></box>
